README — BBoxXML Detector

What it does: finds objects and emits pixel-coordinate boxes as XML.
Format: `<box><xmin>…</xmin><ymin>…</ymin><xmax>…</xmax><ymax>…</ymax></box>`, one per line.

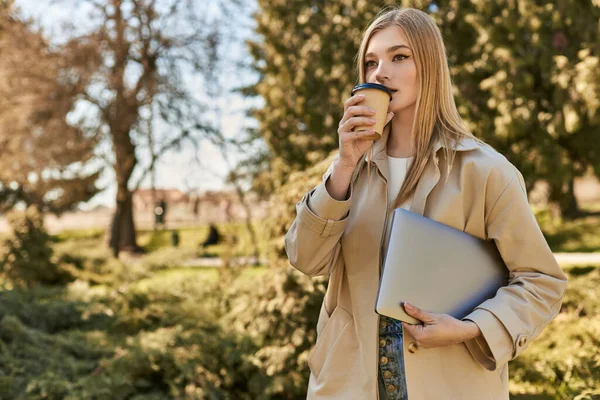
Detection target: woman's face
<box><xmin>364</xmin><ymin>26</ymin><xmax>419</xmax><ymax>115</ymax></box>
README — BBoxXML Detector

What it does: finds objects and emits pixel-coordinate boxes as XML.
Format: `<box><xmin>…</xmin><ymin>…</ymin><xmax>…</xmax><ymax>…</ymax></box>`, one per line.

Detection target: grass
<box><xmin>534</xmin><ymin>201</ymin><xmax>600</xmax><ymax>253</ymax></box>
<box><xmin>136</xmin><ymin>221</ymin><xmax>269</xmax><ymax>258</ymax></box>
<box><xmin>133</xmin><ymin>265</ymin><xmax>267</xmax><ymax>292</ymax></box>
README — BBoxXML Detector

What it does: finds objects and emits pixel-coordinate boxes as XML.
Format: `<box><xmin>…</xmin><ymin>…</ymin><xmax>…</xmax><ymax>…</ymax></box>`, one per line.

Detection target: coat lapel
<box><xmin>409</xmin><ymin>156</ymin><xmax>440</xmax><ymax>216</ymax></box>
<box><xmin>367</xmin><ymin>122</ymin><xmax>391</xmax><ymax>183</ymax></box>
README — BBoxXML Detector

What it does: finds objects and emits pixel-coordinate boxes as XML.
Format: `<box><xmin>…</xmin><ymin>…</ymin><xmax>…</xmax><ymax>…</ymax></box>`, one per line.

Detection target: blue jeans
<box><xmin>378</xmin><ymin>315</ymin><xmax>409</xmax><ymax>400</ymax></box>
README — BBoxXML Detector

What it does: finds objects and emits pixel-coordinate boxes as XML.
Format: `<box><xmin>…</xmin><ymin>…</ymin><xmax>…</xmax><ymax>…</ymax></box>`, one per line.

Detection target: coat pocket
<box><xmin>308</xmin><ymin>306</ymin><xmax>354</xmax><ymax>379</ymax></box>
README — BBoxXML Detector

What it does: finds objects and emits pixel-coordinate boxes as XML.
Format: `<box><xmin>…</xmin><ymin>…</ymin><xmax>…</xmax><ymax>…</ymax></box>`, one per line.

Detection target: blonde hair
<box><xmin>356</xmin><ymin>7</ymin><xmax>480</xmax><ymax>208</ymax></box>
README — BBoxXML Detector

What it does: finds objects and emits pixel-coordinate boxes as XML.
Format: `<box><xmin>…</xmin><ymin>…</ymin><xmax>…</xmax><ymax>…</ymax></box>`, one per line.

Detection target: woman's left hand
<box><xmin>401</xmin><ymin>302</ymin><xmax>481</xmax><ymax>348</ymax></box>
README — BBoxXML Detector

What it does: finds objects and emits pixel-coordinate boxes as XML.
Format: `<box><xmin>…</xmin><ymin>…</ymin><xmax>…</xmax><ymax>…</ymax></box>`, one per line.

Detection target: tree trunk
<box><xmin>550</xmin><ymin>175</ymin><xmax>581</xmax><ymax>220</ymax></box>
<box><xmin>117</xmin><ymin>192</ymin><xmax>139</xmax><ymax>252</ymax></box>
<box><xmin>109</xmin><ymin>124</ymin><xmax>140</xmax><ymax>255</ymax></box>
<box><xmin>109</xmin><ymin>190</ymin><xmax>141</xmax><ymax>256</ymax></box>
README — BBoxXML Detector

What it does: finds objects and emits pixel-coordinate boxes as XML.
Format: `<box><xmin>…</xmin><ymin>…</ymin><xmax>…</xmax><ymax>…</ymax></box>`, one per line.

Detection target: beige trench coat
<box><xmin>284</xmin><ymin>124</ymin><xmax>568</xmax><ymax>399</ymax></box>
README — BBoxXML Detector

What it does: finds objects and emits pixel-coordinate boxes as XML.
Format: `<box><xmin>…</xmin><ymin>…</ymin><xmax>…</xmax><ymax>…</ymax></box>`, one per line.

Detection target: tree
<box><xmin>437</xmin><ymin>0</ymin><xmax>600</xmax><ymax>219</ymax></box>
<box><xmin>245</xmin><ymin>0</ymin><xmax>394</xmax><ymax>193</ymax></box>
<box><xmin>246</xmin><ymin>0</ymin><xmax>599</xmax><ymax>218</ymax></box>
<box><xmin>52</xmin><ymin>0</ymin><xmax>241</xmax><ymax>254</ymax></box>
<box><xmin>0</xmin><ymin>1</ymin><xmax>101</xmax><ymax>213</ymax></box>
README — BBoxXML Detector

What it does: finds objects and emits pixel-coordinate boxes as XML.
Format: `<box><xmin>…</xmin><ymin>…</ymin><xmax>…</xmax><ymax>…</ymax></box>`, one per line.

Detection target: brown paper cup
<box><xmin>351</xmin><ymin>83</ymin><xmax>392</xmax><ymax>140</ymax></box>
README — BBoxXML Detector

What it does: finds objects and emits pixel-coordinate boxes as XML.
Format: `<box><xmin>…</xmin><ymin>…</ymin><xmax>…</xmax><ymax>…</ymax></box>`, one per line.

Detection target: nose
<box><xmin>373</xmin><ymin>63</ymin><xmax>391</xmax><ymax>85</ymax></box>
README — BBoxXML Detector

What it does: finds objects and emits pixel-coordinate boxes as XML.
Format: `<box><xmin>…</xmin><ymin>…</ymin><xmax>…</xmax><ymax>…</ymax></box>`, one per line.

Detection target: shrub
<box><xmin>0</xmin><ymin>206</ymin><xmax>74</xmax><ymax>286</ymax></box>
<box><xmin>264</xmin><ymin>152</ymin><xmax>335</xmax><ymax>267</ymax></box>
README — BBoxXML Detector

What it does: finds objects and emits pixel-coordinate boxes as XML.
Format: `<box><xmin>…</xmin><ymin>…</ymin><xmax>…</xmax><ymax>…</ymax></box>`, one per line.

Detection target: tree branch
<box><xmin>130</xmin><ymin>129</ymin><xmax>190</xmax><ymax>192</ymax></box>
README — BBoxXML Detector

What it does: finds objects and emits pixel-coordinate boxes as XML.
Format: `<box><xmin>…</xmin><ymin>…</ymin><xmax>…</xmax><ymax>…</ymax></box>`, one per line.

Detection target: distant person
<box><xmin>154</xmin><ymin>196</ymin><xmax>167</xmax><ymax>229</ymax></box>
<box><xmin>192</xmin><ymin>197</ymin><xmax>200</xmax><ymax>219</ymax></box>
<box><xmin>284</xmin><ymin>7</ymin><xmax>567</xmax><ymax>399</ymax></box>
<box><xmin>202</xmin><ymin>223</ymin><xmax>221</xmax><ymax>248</ymax></box>
<box><xmin>171</xmin><ymin>230</ymin><xmax>180</xmax><ymax>247</ymax></box>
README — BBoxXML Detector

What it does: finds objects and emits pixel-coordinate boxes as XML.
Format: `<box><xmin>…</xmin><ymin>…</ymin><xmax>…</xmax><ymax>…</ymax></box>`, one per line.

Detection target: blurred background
<box><xmin>0</xmin><ymin>0</ymin><xmax>598</xmax><ymax>398</ymax></box>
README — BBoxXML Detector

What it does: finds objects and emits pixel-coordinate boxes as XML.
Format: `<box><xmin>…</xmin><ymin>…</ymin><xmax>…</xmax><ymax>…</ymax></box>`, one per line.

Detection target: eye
<box><xmin>365</xmin><ymin>60</ymin><xmax>377</xmax><ymax>68</ymax></box>
<box><xmin>394</xmin><ymin>54</ymin><xmax>408</xmax><ymax>61</ymax></box>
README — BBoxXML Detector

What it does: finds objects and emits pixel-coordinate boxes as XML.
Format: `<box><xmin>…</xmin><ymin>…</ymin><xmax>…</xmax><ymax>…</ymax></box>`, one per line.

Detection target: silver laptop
<box><xmin>375</xmin><ymin>208</ymin><xmax>508</xmax><ymax>325</ymax></box>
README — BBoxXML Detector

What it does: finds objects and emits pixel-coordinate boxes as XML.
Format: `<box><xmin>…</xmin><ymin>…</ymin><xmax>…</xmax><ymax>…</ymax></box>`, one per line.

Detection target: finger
<box><xmin>340</xmin><ymin>117</ymin><xmax>377</xmax><ymax>135</ymax></box>
<box><xmin>401</xmin><ymin>321</ymin><xmax>421</xmax><ymax>340</ymax></box>
<box><xmin>339</xmin><ymin>104</ymin><xmax>376</xmax><ymax>127</ymax></box>
<box><xmin>403</xmin><ymin>302</ymin><xmax>436</xmax><ymax>324</ymax></box>
<box><xmin>354</xmin><ymin>129</ymin><xmax>379</xmax><ymax>143</ymax></box>
<box><xmin>341</xmin><ymin>128</ymin><xmax>374</xmax><ymax>141</ymax></box>
<box><xmin>343</xmin><ymin>94</ymin><xmax>366</xmax><ymax>113</ymax></box>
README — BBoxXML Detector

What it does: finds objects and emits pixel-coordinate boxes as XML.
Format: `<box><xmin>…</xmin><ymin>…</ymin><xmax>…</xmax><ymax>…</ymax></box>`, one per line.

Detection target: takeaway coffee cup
<box><xmin>350</xmin><ymin>83</ymin><xmax>392</xmax><ymax>140</ymax></box>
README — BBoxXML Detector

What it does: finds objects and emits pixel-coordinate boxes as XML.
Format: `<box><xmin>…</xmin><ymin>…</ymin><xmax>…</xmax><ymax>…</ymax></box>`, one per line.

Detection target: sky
<box><xmin>15</xmin><ymin>0</ymin><xmax>262</xmax><ymax>209</ymax></box>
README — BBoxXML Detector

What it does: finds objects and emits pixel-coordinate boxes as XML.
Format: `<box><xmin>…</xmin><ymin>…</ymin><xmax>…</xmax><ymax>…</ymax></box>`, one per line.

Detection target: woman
<box><xmin>284</xmin><ymin>6</ymin><xmax>567</xmax><ymax>400</ymax></box>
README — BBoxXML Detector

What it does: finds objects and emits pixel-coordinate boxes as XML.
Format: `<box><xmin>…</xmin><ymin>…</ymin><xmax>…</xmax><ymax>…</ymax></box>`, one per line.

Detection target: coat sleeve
<box><xmin>284</xmin><ymin>159</ymin><xmax>354</xmax><ymax>277</ymax></box>
<box><xmin>462</xmin><ymin>166</ymin><xmax>568</xmax><ymax>371</ymax></box>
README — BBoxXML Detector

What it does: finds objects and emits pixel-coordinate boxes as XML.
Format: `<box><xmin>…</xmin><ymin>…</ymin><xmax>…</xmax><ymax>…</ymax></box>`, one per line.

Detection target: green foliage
<box><xmin>0</xmin><ymin>206</ymin><xmax>74</xmax><ymax>287</ymax></box>
<box><xmin>535</xmin><ymin>207</ymin><xmax>600</xmax><ymax>253</ymax></box>
<box><xmin>215</xmin><ymin>268</ymin><xmax>326</xmax><ymax>398</ymax></box>
<box><xmin>247</xmin><ymin>0</ymin><xmax>600</xmax><ymax>217</ymax></box>
<box><xmin>264</xmin><ymin>153</ymin><xmax>335</xmax><ymax>267</ymax></box>
<box><xmin>246</xmin><ymin>0</ymin><xmax>385</xmax><ymax>193</ymax></box>
<box><xmin>440</xmin><ymin>0</ymin><xmax>600</xmax><ymax>218</ymax></box>
<box><xmin>0</xmin><ymin>231</ymin><xmax>325</xmax><ymax>399</ymax></box>
<box><xmin>1</xmin><ymin>225</ymin><xmax>598</xmax><ymax>398</ymax></box>
<box><xmin>510</xmin><ymin>267</ymin><xmax>600</xmax><ymax>398</ymax></box>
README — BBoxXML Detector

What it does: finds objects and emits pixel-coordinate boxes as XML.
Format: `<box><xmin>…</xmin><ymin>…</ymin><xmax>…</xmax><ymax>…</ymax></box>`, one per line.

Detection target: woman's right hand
<box><xmin>337</xmin><ymin>94</ymin><xmax>394</xmax><ymax>171</ymax></box>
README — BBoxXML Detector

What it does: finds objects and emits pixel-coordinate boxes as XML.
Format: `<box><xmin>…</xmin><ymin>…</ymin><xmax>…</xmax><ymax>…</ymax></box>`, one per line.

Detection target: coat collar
<box><xmin>365</xmin><ymin>122</ymin><xmax>479</xmax><ymax>163</ymax></box>
<box><xmin>366</xmin><ymin>122</ymin><xmax>479</xmax><ymax>216</ymax></box>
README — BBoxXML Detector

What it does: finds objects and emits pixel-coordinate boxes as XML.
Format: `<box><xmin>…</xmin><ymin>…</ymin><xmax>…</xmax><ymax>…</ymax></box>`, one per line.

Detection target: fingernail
<box><xmin>369</xmin><ymin>119</ymin><xmax>376</xmax><ymax>123</ymax></box>
<box><xmin>404</xmin><ymin>302</ymin><xmax>413</xmax><ymax>310</ymax></box>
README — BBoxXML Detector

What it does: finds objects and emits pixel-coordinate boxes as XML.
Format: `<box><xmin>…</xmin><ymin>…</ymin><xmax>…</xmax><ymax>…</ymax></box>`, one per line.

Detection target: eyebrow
<box><xmin>365</xmin><ymin>44</ymin><xmax>411</xmax><ymax>59</ymax></box>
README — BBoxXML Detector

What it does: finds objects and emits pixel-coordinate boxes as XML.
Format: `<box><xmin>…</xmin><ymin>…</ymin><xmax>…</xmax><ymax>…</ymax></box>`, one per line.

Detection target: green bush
<box><xmin>214</xmin><ymin>268</ymin><xmax>326</xmax><ymax>399</ymax></box>
<box><xmin>0</xmin><ymin>286</ymin><xmax>85</xmax><ymax>333</ymax></box>
<box><xmin>1</xmin><ymin>215</ymin><xmax>598</xmax><ymax>398</ymax></box>
<box><xmin>0</xmin><ymin>206</ymin><xmax>74</xmax><ymax>287</ymax></box>
<box><xmin>264</xmin><ymin>152</ymin><xmax>335</xmax><ymax>267</ymax></box>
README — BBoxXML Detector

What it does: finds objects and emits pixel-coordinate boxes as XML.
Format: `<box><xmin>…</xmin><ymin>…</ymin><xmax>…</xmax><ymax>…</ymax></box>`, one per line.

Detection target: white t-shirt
<box><xmin>383</xmin><ymin>155</ymin><xmax>414</xmax><ymax>259</ymax></box>
<box><xmin>387</xmin><ymin>155</ymin><xmax>413</xmax><ymax>208</ymax></box>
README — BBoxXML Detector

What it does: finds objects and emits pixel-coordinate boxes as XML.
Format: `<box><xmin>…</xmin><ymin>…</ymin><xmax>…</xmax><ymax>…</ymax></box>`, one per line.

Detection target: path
<box><xmin>553</xmin><ymin>252</ymin><xmax>600</xmax><ymax>266</ymax></box>
<box><xmin>180</xmin><ymin>253</ymin><xmax>600</xmax><ymax>268</ymax></box>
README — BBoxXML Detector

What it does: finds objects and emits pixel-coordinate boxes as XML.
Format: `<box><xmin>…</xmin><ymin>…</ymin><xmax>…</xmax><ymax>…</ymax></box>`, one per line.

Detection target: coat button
<box><xmin>383</xmin><ymin>371</ymin><xmax>393</xmax><ymax>379</ymax></box>
<box><xmin>379</xmin><ymin>356</ymin><xmax>389</xmax><ymax>365</ymax></box>
<box><xmin>379</xmin><ymin>339</ymin><xmax>387</xmax><ymax>347</ymax></box>
<box><xmin>518</xmin><ymin>335</ymin><xmax>528</xmax><ymax>347</ymax></box>
<box><xmin>408</xmin><ymin>342</ymin><xmax>419</xmax><ymax>354</ymax></box>
<box><xmin>386</xmin><ymin>384</ymin><xmax>396</xmax><ymax>392</ymax></box>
